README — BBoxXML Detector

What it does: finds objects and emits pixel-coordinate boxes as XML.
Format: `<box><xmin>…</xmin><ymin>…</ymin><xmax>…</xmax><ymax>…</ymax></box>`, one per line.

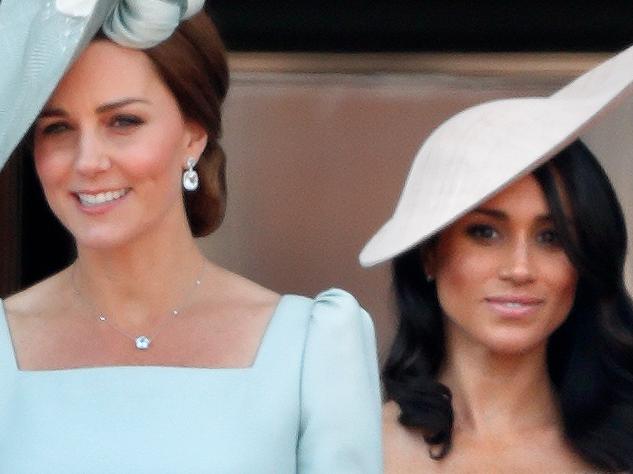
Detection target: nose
<box><xmin>73</xmin><ymin>129</ymin><xmax>111</xmax><ymax>176</ymax></box>
<box><xmin>498</xmin><ymin>237</ymin><xmax>536</xmax><ymax>285</ymax></box>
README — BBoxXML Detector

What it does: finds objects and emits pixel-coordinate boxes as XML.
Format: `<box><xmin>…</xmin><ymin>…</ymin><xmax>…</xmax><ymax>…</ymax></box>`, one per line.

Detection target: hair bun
<box><xmin>102</xmin><ymin>0</ymin><xmax>205</xmax><ymax>49</ymax></box>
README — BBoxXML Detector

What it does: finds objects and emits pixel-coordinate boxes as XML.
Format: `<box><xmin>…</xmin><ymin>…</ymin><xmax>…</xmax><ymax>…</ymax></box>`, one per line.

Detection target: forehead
<box><xmin>46</xmin><ymin>40</ymin><xmax>166</xmax><ymax>105</ymax></box>
<box><xmin>470</xmin><ymin>173</ymin><xmax>551</xmax><ymax>217</ymax></box>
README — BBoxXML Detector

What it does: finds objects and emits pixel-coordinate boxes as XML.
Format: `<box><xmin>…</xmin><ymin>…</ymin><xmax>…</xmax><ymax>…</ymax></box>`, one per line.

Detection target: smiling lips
<box><xmin>76</xmin><ymin>188</ymin><xmax>130</xmax><ymax>207</ymax></box>
<box><xmin>485</xmin><ymin>296</ymin><xmax>544</xmax><ymax>318</ymax></box>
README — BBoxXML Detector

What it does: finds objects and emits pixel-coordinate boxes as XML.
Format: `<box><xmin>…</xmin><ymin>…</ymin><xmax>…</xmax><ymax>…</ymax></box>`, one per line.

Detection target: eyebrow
<box><xmin>473</xmin><ymin>207</ymin><xmax>552</xmax><ymax>222</ymax></box>
<box><xmin>38</xmin><ymin>98</ymin><xmax>151</xmax><ymax>118</ymax></box>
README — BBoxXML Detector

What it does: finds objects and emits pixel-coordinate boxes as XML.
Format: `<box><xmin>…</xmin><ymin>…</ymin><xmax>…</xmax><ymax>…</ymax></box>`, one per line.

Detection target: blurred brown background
<box><xmin>3</xmin><ymin>0</ymin><xmax>633</xmax><ymax>358</ymax></box>
<box><xmin>2</xmin><ymin>53</ymin><xmax>632</xmax><ymax>358</ymax></box>
<box><xmin>201</xmin><ymin>53</ymin><xmax>633</xmax><ymax>358</ymax></box>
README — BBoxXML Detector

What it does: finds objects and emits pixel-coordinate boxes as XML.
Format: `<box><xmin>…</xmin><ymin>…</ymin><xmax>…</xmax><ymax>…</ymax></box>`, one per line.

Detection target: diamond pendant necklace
<box><xmin>72</xmin><ymin>264</ymin><xmax>204</xmax><ymax>350</ymax></box>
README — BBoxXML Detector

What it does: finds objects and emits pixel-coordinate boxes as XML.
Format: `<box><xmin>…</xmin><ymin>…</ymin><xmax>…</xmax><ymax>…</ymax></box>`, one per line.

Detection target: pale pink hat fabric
<box><xmin>360</xmin><ymin>44</ymin><xmax>633</xmax><ymax>267</ymax></box>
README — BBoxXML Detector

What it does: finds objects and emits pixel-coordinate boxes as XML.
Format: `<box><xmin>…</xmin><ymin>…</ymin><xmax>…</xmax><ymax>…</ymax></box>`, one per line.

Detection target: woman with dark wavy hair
<box><xmin>360</xmin><ymin>46</ymin><xmax>633</xmax><ymax>472</ymax></box>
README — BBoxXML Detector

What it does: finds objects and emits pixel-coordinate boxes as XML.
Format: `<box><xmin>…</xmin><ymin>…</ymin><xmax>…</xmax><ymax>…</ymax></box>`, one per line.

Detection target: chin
<box><xmin>71</xmin><ymin>225</ymin><xmax>140</xmax><ymax>250</ymax></box>
<box><xmin>75</xmin><ymin>235</ymin><xmax>130</xmax><ymax>250</ymax></box>
<box><xmin>479</xmin><ymin>330</ymin><xmax>551</xmax><ymax>356</ymax></box>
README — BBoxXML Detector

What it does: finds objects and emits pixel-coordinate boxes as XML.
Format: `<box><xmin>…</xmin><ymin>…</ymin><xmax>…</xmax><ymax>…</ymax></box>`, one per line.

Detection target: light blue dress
<box><xmin>0</xmin><ymin>289</ymin><xmax>382</xmax><ymax>473</ymax></box>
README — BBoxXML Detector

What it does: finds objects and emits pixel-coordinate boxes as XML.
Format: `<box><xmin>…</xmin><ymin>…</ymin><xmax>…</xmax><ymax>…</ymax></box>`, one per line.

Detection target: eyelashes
<box><xmin>40</xmin><ymin>122</ymin><xmax>70</xmax><ymax>135</ymax></box>
<box><xmin>37</xmin><ymin>114</ymin><xmax>146</xmax><ymax>136</ymax></box>
<box><xmin>465</xmin><ymin>224</ymin><xmax>498</xmax><ymax>241</ymax></box>
<box><xmin>536</xmin><ymin>229</ymin><xmax>561</xmax><ymax>246</ymax></box>
<box><xmin>464</xmin><ymin>223</ymin><xmax>562</xmax><ymax>248</ymax></box>
<box><xmin>110</xmin><ymin>114</ymin><xmax>145</xmax><ymax>128</ymax></box>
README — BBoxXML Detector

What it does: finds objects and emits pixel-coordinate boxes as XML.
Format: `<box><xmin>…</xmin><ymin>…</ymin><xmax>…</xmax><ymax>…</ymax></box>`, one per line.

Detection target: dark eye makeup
<box><xmin>465</xmin><ymin>220</ymin><xmax>563</xmax><ymax>251</ymax></box>
<box><xmin>537</xmin><ymin>228</ymin><xmax>562</xmax><ymax>247</ymax></box>
<box><xmin>37</xmin><ymin>112</ymin><xmax>145</xmax><ymax>135</ymax></box>
<box><xmin>111</xmin><ymin>114</ymin><xmax>145</xmax><ymax>128</ymax></box>
<box><xmin>40</xmin><ymin>121</ymin><xmax>70</xmax><ymax>135</ymax></box>
<box><xmin>465</xmin><ymin>223</ymin><xmax>498</xmax><ymax>241</ymax></box>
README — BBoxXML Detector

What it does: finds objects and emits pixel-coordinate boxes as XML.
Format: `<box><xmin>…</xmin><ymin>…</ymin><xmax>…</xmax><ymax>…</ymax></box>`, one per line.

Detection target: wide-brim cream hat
<box><xmin>359</xmin><ymin>44</ymin><xmax>633</xmax><ymax>267</ymax></box>
<box><xmin>0</xmin><ymin>0</ymin><xmax>205</xmax><ymax>172</ymax></box>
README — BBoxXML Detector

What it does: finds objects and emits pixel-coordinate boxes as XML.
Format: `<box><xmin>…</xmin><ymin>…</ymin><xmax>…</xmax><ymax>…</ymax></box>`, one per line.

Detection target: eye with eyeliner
<box><xmin>465</xmin><ymin>223</ymin><xmax>499</xmax><ymax>243</ymax></box>
<box><xmin>110</xmin><ymin>114</ymin><xmax>145</xmax><ymax>128</ymax></box>
<box><xmin>537</xmin><ymin>228</ymin><xmax>562</xmax><ymax>248</ymax></box>
<box><xmin>39</xmin><ymin>121</ymin><xmax>71</xmax><ymax>136</ymax></box>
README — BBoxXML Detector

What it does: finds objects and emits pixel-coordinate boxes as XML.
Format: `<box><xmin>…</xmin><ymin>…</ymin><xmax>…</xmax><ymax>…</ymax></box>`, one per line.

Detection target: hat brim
<box><xmin>0</xmin><ymin>0</ymin><xmax>118</xmax><ymax>170</ymax></box>
<box><xmin>360</xmin><ymin>44</ymin><xmax>633</xmax><ymax>267</ymax></box>
<box><xmin>361</xmin><ymin>44</ymin><xmax>633</xmax><ymax>267</ymax></box>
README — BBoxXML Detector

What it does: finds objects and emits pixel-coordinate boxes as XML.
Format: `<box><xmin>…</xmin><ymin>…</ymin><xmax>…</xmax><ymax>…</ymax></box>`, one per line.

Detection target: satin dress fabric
<box><xmin>0</xmin><ymin>288</ymin><xmax>382</xmax><ymax>473</ymax></box>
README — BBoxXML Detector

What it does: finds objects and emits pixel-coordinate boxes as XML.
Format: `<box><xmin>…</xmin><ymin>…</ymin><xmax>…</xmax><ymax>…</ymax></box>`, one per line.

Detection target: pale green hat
<box><xmin>0</xmin><ymin>0</ymin><xmax>204</xmax><ymax>171</ymax></box>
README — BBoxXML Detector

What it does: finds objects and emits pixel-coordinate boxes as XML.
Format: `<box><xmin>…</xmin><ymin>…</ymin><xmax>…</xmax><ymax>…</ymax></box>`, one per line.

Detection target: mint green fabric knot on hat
<box><xmin>103</xmin><ymin>0</ymin><xmax>204</xmax><ymax>49</ymax></box>
<box><xmin>0</xmin><ymin>0</ymin><xmax>204</xmax><ymax>171</ymax></box>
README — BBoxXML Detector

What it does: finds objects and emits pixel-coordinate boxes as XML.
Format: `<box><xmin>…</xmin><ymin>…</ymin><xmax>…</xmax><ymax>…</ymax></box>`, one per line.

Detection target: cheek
<box><xmin>122</xmin><ymin>123</ymin><xmax>187</xmax><ymax>179</ymax></box>
<box><xmin>124</xmin><ymin>144</ymin><xmax>173</xmax><ymax>178</ymax></box>
<box><xmin>33</xmin><ymin>147</ymin><xmax>69</xmax><ymax>191</ymax></box>
<box><xmin>435</xmin><ymin>250</ymin><xmax>495</xmax><ymax>316</ymax></box>
<box><xmin>436</xmin><ymin>247</ymin><xmax>495</xmax><ymax>291</ymax></box>
<box><xmin>543</xmin><ymin>257</ymin><xmax>578</xmax><ymax>316</ymax></box>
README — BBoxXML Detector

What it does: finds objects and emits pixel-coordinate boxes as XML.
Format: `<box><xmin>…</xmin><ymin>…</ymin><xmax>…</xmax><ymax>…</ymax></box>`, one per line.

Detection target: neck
<box><xmin>439</xmin><ymin>323</ymin><xmax>560</xmax><ymax>436</ymax></box>
<box><xmin>71</xmin><ymin>212</ymin><xmax>207</xmax><ymax>329</ymax></box>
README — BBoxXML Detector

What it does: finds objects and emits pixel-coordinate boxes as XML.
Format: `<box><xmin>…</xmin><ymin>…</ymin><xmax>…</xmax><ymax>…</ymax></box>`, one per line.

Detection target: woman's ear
<box><xmin>183</xmin><ymin>120</ymin><xmax>208</xmax><ymax>159</ymax></box>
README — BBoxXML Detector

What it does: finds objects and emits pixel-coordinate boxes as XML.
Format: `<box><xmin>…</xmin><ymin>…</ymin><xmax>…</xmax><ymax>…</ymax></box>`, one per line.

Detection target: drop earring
<box><xmin>183</xmin><ymin>156</ymin><xmax>199</xmax><ymax>191</ymax></box>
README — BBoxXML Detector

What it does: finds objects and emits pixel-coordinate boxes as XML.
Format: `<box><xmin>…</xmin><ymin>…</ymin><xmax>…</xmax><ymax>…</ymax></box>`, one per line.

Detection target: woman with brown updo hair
<box><xmin>0</xmin><ymin>1</ymin><xmax>381</xmax><ymax>472</ymax></box>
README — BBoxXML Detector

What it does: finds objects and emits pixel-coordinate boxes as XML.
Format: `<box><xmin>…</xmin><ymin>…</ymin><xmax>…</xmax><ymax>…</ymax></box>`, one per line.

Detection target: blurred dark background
<box><xmin>206</xmin><ymin>1</ymin><xmax>633</xmax><ymax>52</ymax></box>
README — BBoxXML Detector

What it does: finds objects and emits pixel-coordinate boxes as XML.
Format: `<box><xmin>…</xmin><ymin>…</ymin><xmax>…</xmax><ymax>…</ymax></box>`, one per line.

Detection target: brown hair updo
<box><xmin>144</xmin><ymin>12</ymin><xmax>229</xmax><ymax>237</ymax></box>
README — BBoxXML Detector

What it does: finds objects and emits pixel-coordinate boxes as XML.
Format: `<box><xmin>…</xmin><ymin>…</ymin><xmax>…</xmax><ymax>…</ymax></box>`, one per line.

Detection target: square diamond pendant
<box><xmin>135</xmin><ymin>336</ymin><xmax>151</xmax><ymax>350</ymax></box>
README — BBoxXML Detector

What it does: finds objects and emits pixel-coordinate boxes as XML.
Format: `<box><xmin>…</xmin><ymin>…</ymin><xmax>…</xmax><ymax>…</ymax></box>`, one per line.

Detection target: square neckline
<box><xmin>0</xmin><ymin>294</ymin><xmax>292</xmax><ymax>374</ymax></box>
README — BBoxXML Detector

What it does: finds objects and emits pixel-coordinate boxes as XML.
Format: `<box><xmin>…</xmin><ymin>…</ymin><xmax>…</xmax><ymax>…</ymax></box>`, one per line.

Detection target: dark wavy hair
<box><xmin>384</xmin><ymin>140</ymin><xmax>633</xmax><ymax>470</ymax></box>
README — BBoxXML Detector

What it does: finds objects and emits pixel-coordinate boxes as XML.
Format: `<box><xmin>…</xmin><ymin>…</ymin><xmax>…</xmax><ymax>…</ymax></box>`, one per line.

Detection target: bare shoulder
<box><xmin>203</xmin><ymin>262</ymin><xmax>279</xmax><ymax>311</ymax></box>
<box><xmin>383</xmin><ymin>400</ymin><xmax>402</xmax><ymax>433</ymax></box>
<box><xmin>383</xmin><ymin>400</ymin><xmax>419</xmax><ymax>443</ymax></box>
<box><xmin>383</xmin><ymin>400</ymin><xmax>437</xmax><ymax>473</ymax></box>
<box><xmin>383</xmin><ymin>401</ymin><xmax>413</xmax><ymax>450</ymax></box>
<box><xmin>185</xmin><ymin>263</ymin><xmax>281</xmax><ymax>367</ymax></box>
<box><xmin>3</xmin><ymin>268</ymin><xmax>72</xmax><ymax>321</ymax></box>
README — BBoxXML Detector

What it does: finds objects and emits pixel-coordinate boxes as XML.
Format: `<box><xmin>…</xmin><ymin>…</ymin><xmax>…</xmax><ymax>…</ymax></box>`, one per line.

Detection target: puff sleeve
<box><xmin>297</xmin><ymin>288</ymin><xmax>383</xmax><ymax>473</ymax></box>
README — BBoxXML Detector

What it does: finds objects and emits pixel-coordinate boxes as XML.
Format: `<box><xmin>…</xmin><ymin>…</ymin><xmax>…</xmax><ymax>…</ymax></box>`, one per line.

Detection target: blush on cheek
<box><xmin>122</xmin><ymin>130</ymin><xmax>183</xmax><ymax>178</ymax></box>
<box><xmin>437</xmin><ymin>251</ymin><xmax>486</xmax><ymax>290</ymax></box>
<box><xmin>33</xmin><ymin>157</ymin><xmax>58</xmax><ymax>190</ymax></box>
<box><xmin>557</xmin><ymin>277</ymin><xmax>578</xmax><ymax>321</ymax></box>
<box><xmin>435</xmin><ymin>265</ymin><xmax>470</xmax><ymax>317</ymax></box>
<box><xmin>33</xmin><ymin>141</ymin><xmax>68</xmax><ymax>174</ymax></box>
<box><xmin>547</xmin><ymin>257</ymin><xmax>578</xmax><ymax>312</ymax></box>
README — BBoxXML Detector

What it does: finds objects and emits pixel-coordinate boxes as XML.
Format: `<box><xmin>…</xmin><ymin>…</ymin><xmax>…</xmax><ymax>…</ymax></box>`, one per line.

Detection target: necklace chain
<box><xmin>72</xmin><ymin>263</ymin><xmax>204</xmax><ymax>350</ymax></box>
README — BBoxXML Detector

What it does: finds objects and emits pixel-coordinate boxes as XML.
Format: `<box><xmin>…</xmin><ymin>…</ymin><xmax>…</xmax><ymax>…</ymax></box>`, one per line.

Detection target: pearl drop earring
<box><xmin>182</xmin><ymin>156</ymin><xmax>199</xmax><ymax>191</ymax></box>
